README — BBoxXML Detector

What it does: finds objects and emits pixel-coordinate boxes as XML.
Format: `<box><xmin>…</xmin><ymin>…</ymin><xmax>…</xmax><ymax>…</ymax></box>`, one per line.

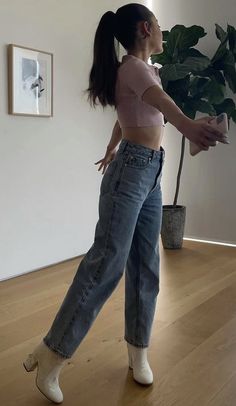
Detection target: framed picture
<box><xmin>8</xmin><ymin>44</ymin><xmax>53</xmax><ymax>117</ymax></box>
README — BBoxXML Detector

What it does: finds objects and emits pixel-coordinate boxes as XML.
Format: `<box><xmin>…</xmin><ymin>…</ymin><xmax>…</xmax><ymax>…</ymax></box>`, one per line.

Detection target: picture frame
<box><xmin>8</xmin><ymin>44</ymin><xmax>53</xmax><ymax>117</ymax></box>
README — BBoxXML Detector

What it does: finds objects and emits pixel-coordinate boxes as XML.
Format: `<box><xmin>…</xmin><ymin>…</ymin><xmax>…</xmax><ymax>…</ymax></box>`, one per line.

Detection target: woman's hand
<box><xmin>179</xmin><ymin>116</ymin><xmax>229</xmax><ymax>151</ymax></box>
<box><xmin>94</xmin><ymin>147</ymin><xmax>117</xmax><ymax>174</ymax></box>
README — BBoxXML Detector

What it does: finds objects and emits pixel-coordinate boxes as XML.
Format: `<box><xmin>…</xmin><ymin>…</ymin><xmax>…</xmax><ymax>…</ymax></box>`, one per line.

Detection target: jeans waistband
<box><xmin>118</xmin><ymin>139</ymin><xmax>165</xmax><ymax>160</ymax></box>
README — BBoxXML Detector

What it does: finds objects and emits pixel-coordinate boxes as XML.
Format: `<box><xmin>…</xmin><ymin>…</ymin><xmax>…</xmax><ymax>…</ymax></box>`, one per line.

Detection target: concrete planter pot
<box><xmin>161</xmin><ymin>205</ymin><xmax>186</xmax><ymax>249</ymax></box>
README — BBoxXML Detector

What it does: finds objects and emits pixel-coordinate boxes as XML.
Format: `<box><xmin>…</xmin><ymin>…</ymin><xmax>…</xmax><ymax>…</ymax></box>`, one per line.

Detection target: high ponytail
<box><xmin>86</xmin><ymin>4</ymin><xmax>153</xmax><ymax>109</ymax></box>
<box><xmin>87</xmin><ymin>11</ymin><xmax>120</xmax><ymax>108</ymax></box>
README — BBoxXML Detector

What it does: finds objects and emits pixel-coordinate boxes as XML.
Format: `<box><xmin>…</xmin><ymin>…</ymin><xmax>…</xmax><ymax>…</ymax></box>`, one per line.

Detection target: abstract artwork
<box><xmin>8</xmin><ymin>44</ymin><xmax>53</xmax><ymax>117</ymax></box>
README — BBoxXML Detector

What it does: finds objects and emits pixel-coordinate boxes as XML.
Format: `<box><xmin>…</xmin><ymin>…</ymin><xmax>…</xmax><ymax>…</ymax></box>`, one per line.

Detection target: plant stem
<box><xmin>173</xmin><ymin>135</ymin><xmax>186</xmax><ymax>206</ymax></box>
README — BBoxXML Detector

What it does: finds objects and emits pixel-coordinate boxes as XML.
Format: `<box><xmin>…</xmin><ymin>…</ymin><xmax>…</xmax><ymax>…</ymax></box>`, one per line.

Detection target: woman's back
<box><xmin>116</xmin><ymin>54</ymin><xmax>164</xmax><ymax>128</ymax></box>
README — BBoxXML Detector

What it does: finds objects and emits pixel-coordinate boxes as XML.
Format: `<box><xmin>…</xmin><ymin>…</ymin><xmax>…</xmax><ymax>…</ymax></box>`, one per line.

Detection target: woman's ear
<box><xmin>139</xmin><ymin>20</ymin><xmax>151</xmax><ymax>39</ymax></box>
<box><xmin>143</xmin><ymin>20</ymin><xmax>152</xmax><ymax>36</ymax></box>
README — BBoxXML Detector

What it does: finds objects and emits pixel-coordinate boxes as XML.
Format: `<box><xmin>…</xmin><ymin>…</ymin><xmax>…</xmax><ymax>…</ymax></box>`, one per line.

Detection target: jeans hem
<box><xmin>43</xmin><ymin>337</ymin><xmax>71</xmax><ymax>359</ymax></box>
<box><xmin>124</xmin><ymin>337</ymin><xmax>149</xmax><ymax>348</ymax></box>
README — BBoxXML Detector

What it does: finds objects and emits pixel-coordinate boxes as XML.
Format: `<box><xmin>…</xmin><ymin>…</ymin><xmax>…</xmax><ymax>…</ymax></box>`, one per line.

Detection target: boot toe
<box><xmin>36</xmin><ymin>380</ymin><xmax>64</xmax><ymax>404</ymax></box>
<box><xmin>133</xmin><ymin>366</ymin><xmax>153</xmax><ymax>385</ymax></box>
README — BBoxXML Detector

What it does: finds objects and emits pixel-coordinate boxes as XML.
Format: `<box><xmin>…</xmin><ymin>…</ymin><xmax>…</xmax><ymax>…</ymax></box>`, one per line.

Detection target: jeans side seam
<box><xmin>134</xmin><ymin>236</ymin><xmax>141</xmax><ymax>343</ymax></box>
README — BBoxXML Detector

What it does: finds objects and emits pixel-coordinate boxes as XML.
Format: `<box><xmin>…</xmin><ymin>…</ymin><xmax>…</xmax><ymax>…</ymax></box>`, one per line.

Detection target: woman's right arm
<box><xmin>95</xmin><ymin>120</ymin><xmax>122</xmax><ymax>174</ymax></box>
<box><xmin>107</xmin><ymin>120</ymin><xmax>122</xmax><ymax>152</ymax></box>
<box><xmin>142</xmin><ymin>85</ymin><xmax>228</xmax><ymax>150</ymax></box>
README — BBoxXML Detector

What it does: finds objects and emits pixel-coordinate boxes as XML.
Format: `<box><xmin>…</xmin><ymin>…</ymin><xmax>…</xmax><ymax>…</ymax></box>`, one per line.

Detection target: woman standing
<box><xmin>23</xmin><ymin>3</ymin><xmax>227</xmax><ymax>403</ymax></box>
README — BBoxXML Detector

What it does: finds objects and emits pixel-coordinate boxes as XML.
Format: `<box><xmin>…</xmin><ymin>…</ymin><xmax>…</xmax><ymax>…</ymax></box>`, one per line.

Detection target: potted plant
<box><xmin>151</xmin><ymin>23</ymin><xmax>236</xmax><ymax>249</ymax></box>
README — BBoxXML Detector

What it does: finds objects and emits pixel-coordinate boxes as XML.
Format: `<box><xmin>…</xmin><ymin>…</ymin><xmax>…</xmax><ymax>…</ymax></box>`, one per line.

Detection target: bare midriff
<box><xmin>121</xmin><ymin>124</ymin><xmax>164</xmax><ymax>151</ymax></box>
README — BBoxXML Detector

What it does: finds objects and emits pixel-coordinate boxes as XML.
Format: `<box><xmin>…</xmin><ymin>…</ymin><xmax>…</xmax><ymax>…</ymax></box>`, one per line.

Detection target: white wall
<box><xmin>1</xmin><ymin>0</ymin><xmax>235</xmax><ymax>282</ymax></box>
<box><xmin>154</xmin><ymin>0</ymin><xmax>236</xmax><ymax>244</ymax></box>
<box><xmin>0</xmin><ymin>0</ymin><xmax>134</xmax><ymax>281</ymax></box>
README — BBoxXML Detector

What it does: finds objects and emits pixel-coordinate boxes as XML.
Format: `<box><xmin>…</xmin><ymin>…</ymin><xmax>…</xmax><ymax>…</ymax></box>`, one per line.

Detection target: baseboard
<box><xmin>0</xmin><ymin>254</ymin><xmax>85</xmax><ymax>282</ymax></box>
<box><xmin>184</xmin><ymin>237</ymin><xmax>236</xmax><ymax>247</ymax></box>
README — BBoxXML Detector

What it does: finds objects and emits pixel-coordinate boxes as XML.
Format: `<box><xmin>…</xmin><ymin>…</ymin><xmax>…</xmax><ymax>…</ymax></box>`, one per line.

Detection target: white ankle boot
<box><xmin>23</xmin><ymin>341</ymin><xmax>67</xmax><ymax>403</ymax></box>
<box><xmin>127</xmin><ymin>342</ymin><xmax>153</xmax><ymax>385</ymax></box>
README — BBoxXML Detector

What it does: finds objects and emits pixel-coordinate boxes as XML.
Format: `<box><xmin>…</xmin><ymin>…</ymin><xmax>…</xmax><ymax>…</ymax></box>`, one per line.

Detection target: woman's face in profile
<box><xmin>150</xmin><ymin>15</ymin><xmax>163</xmax><ymax>54</ymax></box>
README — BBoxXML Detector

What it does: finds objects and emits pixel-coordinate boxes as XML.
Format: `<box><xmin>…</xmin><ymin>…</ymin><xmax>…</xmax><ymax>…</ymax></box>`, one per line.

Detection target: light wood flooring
<box><xmin>0</xmin><ymin>240</ymin><xmax>236</xmax><ymax>406</ymax></box>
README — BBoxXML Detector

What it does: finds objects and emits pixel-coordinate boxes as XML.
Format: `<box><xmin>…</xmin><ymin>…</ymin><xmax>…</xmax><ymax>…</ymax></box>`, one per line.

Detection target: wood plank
<box><xmin>0</xmin><ymin>240</ymin><xmax>235</xmax><ymax>406</ymax></box>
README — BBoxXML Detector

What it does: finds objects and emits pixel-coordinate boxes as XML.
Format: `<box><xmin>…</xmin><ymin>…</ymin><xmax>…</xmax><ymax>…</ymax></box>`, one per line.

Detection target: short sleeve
<box><xmin>125</xmin><ymin>59</ymin><xmax>159</xmax><ymax>99</ymax></box>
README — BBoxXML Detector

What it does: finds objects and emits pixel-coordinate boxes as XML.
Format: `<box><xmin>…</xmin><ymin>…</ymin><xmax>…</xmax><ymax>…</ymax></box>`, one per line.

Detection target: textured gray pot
<box><xmin>161</xmin><ymin>205</ymin><xmax>186</xmax><ymax>249</ymax></box>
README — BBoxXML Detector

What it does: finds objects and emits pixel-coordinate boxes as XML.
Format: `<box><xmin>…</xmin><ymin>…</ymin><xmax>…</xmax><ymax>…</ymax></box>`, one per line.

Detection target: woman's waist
<box><xmin>117</xmin><ymin>138</ymin><xmax>165</xmax><ymax>163</ymax></box>
<box><xmin>121</xmin><ymin>125</ymin><xmax>164</xmax><ymax>151</ymax></box>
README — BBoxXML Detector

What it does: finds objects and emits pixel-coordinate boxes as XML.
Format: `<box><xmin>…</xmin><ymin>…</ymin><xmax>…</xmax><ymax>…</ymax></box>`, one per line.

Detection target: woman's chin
<box><xmin>153</xmin><ymin>47</ymin><xmax>163</xmax><ymax>55</ymax></box>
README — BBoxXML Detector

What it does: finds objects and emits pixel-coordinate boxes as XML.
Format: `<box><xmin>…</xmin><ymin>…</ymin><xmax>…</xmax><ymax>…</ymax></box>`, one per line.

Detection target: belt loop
<box><xmin>160</xmin><ymin>150</ymin><xmax>164</xmax><ymax>168</ymax></box>
<box><xmin>118</xmin><ymin>140</ymin><xmax>124</xmax><ymax>153</ymax></box>
<box><xmin>121</xmin><ymin>139</ymin><xmax>128</xmax><ymax>153</ymax></box>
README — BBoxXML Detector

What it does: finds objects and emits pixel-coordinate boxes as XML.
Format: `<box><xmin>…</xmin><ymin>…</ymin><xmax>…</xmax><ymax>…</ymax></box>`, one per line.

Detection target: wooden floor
<box><xmin>0</xmin><ymin>240</ymin><xmax>236</xmax><ymax>406</ymax></box>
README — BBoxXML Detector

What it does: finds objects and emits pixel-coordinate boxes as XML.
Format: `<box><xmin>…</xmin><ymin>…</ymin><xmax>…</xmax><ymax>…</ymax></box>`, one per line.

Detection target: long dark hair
<box><xmin>86</xmin><ymin>3</ymin><xmax>153</xmax><ymax>108</ymax></box>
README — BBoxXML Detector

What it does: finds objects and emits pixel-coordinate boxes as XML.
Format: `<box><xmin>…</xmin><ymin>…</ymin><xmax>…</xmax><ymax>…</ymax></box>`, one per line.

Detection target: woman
<box><xmin>23</xmin><ymin>3</ymin><xmax>227</xmax><ymax>403</ymax></box>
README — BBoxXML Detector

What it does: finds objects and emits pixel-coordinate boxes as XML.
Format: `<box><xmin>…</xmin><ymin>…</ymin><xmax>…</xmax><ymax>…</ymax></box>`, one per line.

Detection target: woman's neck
<box><xmin>127</xmin><ymin>50</ymin><xmax>151</xmax><ymax>64</ymax></box>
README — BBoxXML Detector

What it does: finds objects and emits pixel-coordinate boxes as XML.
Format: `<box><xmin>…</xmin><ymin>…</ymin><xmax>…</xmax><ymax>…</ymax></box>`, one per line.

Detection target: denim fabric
<box><xmin>44</xmin><ymin>139</ymin><xmax>165</xmax><ymax>358</ymax></box>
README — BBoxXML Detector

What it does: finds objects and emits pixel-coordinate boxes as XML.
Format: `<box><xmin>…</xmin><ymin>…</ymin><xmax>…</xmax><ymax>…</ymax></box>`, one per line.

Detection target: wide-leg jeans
<box><xmin>44</xmin><ymin>139</ymin><xmax>165</xmax><ymax>358</ymax></box>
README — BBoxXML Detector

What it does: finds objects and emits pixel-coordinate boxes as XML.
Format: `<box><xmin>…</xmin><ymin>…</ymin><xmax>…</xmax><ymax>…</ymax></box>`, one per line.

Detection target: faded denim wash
<box><xmin>44</xmin><ymin>139</ymin><xmax>165</xmax><ymax>358</ymax></box>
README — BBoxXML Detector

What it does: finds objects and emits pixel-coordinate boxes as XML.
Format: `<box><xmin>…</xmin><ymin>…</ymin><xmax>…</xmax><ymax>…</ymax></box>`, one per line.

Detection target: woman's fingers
<box><xmin>203</xmin><ymin>123</ymin><xmax>225</xmax><ymax>139</ymax></box>
<box><xmin>198</xmin><ymin>116</ymin><xmax>216</xmax><ymax>124</ymax></box>
<box><xmin>95</xmin><ymin>153</ymin><xmax>115</xmax><ymax>173</ymax></box>
<box><xmin>203</xmin><ymin>123</ymin><xmax>222</xmax><ymax>137</ymax></box>
<box><xmin>203</xmin><ymin>124</ymin><xmax>229</xmax><ymax>144</ymax></box>
<box><xmin>94</xmin><ymin>159</ymin><xmax>111</xmax><ymax>174</ymax></box>
<box><xmin>102</xmin><ymin>163</ymin><xmax>108</xmax><ymax>174</ymax></box>
<box><xmin>94</xmin><ymin>159</ymin><xmax>103</xmax><ymax>165</ymax></box>
<box><xmin>204</xmin><ymin>138</ymin><xmax>217</xmax><ymax>147</ymax></box>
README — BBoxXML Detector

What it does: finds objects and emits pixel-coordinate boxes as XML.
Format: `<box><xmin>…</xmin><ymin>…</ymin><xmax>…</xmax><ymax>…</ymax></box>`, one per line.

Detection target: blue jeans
<box><xmin>44</xmin><ymin>139</ymin><xmax>165</xmax><ymax>358</ymax></box>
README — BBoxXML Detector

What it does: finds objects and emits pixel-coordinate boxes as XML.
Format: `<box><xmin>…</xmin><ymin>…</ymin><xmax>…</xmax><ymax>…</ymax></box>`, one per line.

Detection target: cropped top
<box><xmin>115</xmin><ymin>55</ymin><xmax>164</xmax><ymax>128</ymax></box>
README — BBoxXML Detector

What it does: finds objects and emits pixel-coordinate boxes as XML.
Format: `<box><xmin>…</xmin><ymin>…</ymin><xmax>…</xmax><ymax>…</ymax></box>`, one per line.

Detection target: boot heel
<box><xmin>23</xmin><ymin>354</ymin><xmax>38</xmax><ymax>372</ymax></box>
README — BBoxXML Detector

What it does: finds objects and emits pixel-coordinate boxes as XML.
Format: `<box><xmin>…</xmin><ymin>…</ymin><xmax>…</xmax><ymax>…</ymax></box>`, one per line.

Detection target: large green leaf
<box><xmin>185</xmin><ymin>56</ymin><xmax>211</xmax><ymax>72</ymax></box>
<box><xmin>166</xmin><ymin>25</ymin><xmax>184</xmax><ymax>57</ymax></box>
<box><xmin>189</xmin><ymin>77</ymin><xmax>210</xmax><ymax>97</ymax></box>
<box><xmin>160</xmin><ymin>64</ymin><xmax>188</xmax><ymax>81</ymax></box>
<box><xmin>178</xmin><ymin>26</ymin><xmax>206</xmax><ymax>49</ymax></box>
<box><xmin>224</xmin><ymin>68</ymin><xmax>236</xmax><ymax>92</ymax></box>
<box><xmin>213</xmin><ymin>49</ymin><xmax>236</xmax><ymax>92</ymax></box>
<box><xmin>182</xmin><ymin>103</ymin><xmax>196</xmax><ymax>119</ymax></box>
<box><xmin>227</xmin><ymin>24</ymin><xmax>236</xmax><ymax>59</ymax></box>
<box><xmin>231</xmin><ymin>109</ymin><xmax>236</xmax><ymax>123</ymax></box>
<box><xmin>222</xmin><ymin>50</ymin><xmax>236</xmax><ymax>92</ymax></box>
<box><xmin>166</xmin><ymin>25</ymin><xmax>206</xmax><ymax>58</ymax></box>
<box><xmin>209</xmin><ymin>69</ymin><xmax>226</xmax><ymax>85</ymax></box>
<box><xmin>182</xmin><ymin>97</ymin><xmax>215</xmax><ymax>118</ymax></box>
<box><xmin>213</xmin><ymin>98</ymin><xmax>235</xmax><ymax>116</ymax></box>
<box><xmin>204</xmin><ymin>79</ymin><xmax>225</xmax><ymax>104</ymax></box>
<box><xmin>179</xmin><ymin>48</ymin><xmax>207</xmax><ymax>62</ymax></box>
<box><xmin>211</xmin><ymin>42</ymin><xmax>228</xmax><ymax>64</ymax></box>
<box><xmin>166</xmin><ymin>76</ymin><xmax>190</xmax><ymax>100</ymax></box>
<box><xmin>193</xmin><ymin>99</ymin><xmax>216</xmax><ymax>115</ymax></box>
<box><xmin>161</xmin><ymin>56</ymin><xmax>210</xmax><ymax>81</ymax></box>
<box><xmin>196</xmin><ymin>67</ymin><xmax>226</xmax><ymax>85</ymax></box>
<box><xmin>162</xmin><ymin>30</ymin><xmax>170</xmax><ymax>42</ymax></box>
<box><xmin>215</xmin><ymin>24</ymin><xmax>228</xmax><ymax>42</ymax></box>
